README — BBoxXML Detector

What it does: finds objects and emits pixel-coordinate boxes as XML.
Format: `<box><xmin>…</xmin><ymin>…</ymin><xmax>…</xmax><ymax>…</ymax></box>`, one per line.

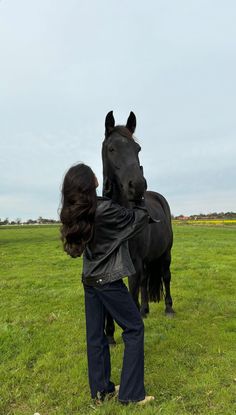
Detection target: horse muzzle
<box><xmin>125</xmin><ymin>177</ymin><xmax>147</xmax><ymax>202</ymax></box>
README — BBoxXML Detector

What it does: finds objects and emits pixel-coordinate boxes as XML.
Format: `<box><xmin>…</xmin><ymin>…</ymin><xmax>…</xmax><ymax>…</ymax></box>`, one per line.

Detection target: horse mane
<box><xmin>107</xmin><ymin>125</ymin><xmax>134</xmax><ymax>140</ymax></box>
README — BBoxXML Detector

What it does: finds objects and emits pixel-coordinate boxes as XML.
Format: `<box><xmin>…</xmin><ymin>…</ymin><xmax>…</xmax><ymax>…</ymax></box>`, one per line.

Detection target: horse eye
<box><xmin>109</xmin><ymin>147</ymin><xmax>115</xmax><ymax>153</ymax></box>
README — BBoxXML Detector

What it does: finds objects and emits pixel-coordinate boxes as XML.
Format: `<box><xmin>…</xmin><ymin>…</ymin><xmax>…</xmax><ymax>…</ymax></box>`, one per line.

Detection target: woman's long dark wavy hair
<box><xmin>60</xmin><ymin>163</ymin><xmax>97</xmax><ymax>258</ymax></box>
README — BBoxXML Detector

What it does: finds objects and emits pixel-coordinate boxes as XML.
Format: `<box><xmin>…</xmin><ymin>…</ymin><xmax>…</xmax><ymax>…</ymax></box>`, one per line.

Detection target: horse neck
<box><xmin>110</xmin><ymin>183</ymin><xmax>131</xmax><ymax>208</ymax></box>
<box><xmin>102</xmin><ymin>166</ymin><xmax>131</xmax><ymax>207</ymax></box>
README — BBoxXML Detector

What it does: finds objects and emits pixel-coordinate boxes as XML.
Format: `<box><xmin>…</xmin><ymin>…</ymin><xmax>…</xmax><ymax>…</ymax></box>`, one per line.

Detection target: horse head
<box><xmin>102</xmin><ymin>111</ymin><xmax>147</xmax><ymax>205</ymax></box>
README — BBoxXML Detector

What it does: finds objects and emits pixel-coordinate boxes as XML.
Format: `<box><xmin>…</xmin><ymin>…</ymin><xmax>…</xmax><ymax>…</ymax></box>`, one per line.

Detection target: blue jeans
<box><xmin>83</xmin><ymin>278</ymin><xmax>145</xmax><ymax>402</ymax></box>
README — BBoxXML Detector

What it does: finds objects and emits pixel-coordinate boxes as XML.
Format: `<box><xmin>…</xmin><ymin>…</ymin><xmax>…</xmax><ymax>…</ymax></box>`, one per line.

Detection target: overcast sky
<box><xmin>0</xmin><ymin>0</ymin><xmax>235</xmax><ymax>220</ymax></box>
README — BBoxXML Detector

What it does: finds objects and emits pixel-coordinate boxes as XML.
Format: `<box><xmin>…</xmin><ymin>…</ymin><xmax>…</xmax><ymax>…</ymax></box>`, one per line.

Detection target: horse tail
<box><xmin>147</xmin><ymin>260</ymin><xmax>164</xmax><ymax>303</ymax></box>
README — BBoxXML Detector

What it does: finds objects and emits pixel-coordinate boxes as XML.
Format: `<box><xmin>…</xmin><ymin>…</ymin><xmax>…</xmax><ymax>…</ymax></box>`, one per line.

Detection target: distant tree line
<box><xmin>0</xmin><ymin>216</ymin><xmax>60</xmax><ymax>225</ymax></box>
<box><xmin>0</xmin><ymin>212</ymin><xmax>235</xmax><ymax>225</ymax></box>
<box><xmin>173</xmin><ymin>212</ymin><xmax>236</xmax><ymax>220</ymax></box>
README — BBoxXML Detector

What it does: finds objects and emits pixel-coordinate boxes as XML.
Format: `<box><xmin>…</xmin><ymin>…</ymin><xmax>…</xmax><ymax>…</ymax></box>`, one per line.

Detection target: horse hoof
<box><xmin>107</xmin><ymin>336</ymin><xmax>116</xmax><ymax>346</ymax></box>
<box><xmin>165</xmin><ymin>309</ymin><xmax>175</xmax><ymax>318</ymax></box>
<box><xmin>140</xmin><ymin>306</ymin><xmax>149</xmax><ymax>318</ymax></box>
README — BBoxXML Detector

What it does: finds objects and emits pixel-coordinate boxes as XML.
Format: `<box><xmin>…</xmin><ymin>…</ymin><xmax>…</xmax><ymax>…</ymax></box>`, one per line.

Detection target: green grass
<box><xmin>0</xmin><ymin>224</ymin><xmax>235</xmax><ymax>415</ymax></box>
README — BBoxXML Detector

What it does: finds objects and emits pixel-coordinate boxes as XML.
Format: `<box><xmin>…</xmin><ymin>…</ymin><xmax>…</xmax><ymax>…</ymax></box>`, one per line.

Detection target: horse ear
<box><xmin>105</xmin><ymin>111</ymin><xmax>115</xmax><ymax>137</ymax></box>
<box><xmin>126</xmin><ymin>111</ymin><xmax>136</xmax><ymax>134</ymax></box>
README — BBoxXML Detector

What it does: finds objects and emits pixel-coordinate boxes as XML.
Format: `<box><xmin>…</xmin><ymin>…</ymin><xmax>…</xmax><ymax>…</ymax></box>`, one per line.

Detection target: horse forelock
<box><xmin>106</xmin><ymin>125</ymin><xmax>134</xmax><ymax>140</ymax></box>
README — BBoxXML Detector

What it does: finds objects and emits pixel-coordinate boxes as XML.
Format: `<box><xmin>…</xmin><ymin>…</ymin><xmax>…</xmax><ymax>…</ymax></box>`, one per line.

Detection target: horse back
<box><xmin>145</xmin><ymin>191</ymin><xmax>171</xmax><ymax>222</ymax></box>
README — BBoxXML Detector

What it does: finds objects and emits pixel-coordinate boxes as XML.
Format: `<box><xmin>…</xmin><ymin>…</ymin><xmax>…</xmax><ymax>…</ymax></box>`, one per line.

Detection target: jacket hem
<box><xmin>82</xmin><ymin>268</ymin><xmax>134</xmax><ymax>286</ymax></box>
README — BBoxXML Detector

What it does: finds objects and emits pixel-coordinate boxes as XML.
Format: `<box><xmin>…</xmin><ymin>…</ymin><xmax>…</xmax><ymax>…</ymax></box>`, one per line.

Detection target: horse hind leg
<box><xmin>162</xmin><ymin>252</ymin><xmax>175</xmax><ymax>317</ymax></box>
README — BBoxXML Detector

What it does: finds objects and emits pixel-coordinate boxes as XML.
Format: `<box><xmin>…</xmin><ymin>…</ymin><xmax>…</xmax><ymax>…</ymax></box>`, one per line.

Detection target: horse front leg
<box><xmin>140</xmin><ymin>276</ymin><xmax>149</xmax><ymax>318</ymax></box>
<box><xmin>128</xmin><ymin>273</ymin><xmax>140</xmax><ymax>310</ymax></box>
<box><xmin>162</xmin><ymin>252</ymin><xmax>175</xmax><ymax>316</ymax></box>
<box><xmin>105</xmin><ymin>311</ymin><xmax>116</xmax><ymax>345</ymax></box>
<box><xmin>140</xmin><ymin>263</ymin><xmax>149</xmax><ymax>318</ymax></box>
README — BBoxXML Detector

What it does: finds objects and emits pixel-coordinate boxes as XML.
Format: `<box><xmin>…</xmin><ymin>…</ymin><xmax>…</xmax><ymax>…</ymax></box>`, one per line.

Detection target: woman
<box><xmin>60</xmin><ymin>163</ymin><xmax>154</xmax><ymax>405</ymax></box>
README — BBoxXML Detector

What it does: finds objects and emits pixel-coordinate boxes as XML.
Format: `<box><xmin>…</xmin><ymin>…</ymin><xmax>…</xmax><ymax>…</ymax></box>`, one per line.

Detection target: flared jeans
<box><xmin>83</xmin><ymin>278</ymin><xmax>145</xmax><ymax>403</ymax></box>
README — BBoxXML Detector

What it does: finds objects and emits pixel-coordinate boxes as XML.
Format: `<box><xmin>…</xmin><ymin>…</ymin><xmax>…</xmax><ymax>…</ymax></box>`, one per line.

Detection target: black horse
<box><xmin>102</xmin><ymin>111</ymin><xmax>174</xmax><ymax>344</ymax></box>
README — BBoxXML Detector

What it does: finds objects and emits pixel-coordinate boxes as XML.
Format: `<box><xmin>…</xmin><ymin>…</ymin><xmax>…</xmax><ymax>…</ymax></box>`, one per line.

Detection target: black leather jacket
<box><xmin>82</xmin><ymin>197</ymin><xmax>149</xmax><ymax>286</ymax></box>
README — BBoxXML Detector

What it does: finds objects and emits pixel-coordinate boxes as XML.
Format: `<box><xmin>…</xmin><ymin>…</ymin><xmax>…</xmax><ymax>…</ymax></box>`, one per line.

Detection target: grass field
<box><xmin>0</xmin><ymin>224</ymin><xmax>235</xmax><ymax>415</ymax></box>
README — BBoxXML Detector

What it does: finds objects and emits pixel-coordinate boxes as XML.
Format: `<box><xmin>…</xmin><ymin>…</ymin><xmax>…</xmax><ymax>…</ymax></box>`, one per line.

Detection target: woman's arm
<box><xmin>97</xmin><ymin>199</ymin><xmax>149</xmax><ymax>242</ymax></box>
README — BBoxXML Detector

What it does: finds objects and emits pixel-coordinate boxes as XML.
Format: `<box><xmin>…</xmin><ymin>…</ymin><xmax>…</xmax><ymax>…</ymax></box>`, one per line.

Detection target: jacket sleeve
<box><xmin>99</xmin><ymin>199</ymin><xmax>149</xmax><ymax>242</ymax></box>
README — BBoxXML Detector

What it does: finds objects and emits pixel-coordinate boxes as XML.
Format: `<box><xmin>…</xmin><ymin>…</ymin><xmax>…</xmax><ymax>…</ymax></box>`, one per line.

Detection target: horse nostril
<box><xmin>129</xmin><ymin>180</ymin><xmax>133</xmax><ymax>188</ymax></box>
